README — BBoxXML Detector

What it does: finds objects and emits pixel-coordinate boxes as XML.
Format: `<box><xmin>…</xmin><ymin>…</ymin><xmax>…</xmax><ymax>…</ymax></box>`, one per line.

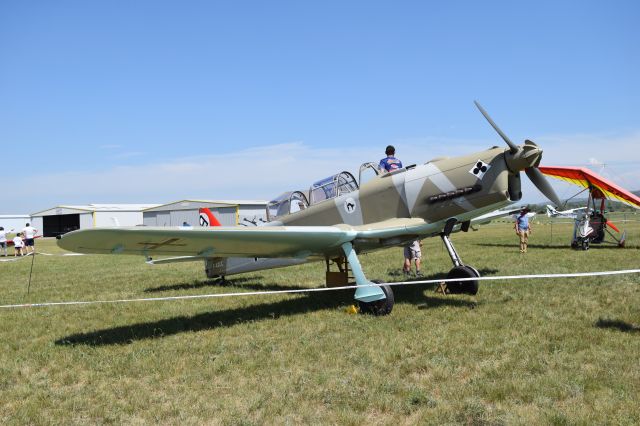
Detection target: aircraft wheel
<box><xmin>358</xmin><ymin>280</ymin><xmax>394</xmax><ymax>316</ymax></box>
<box><xmin>581</xmin><ymin>240</ymin><xmax>589</xmax><ymax>251</ymax></box>
<box><xmin>446</xmin><ymin>266</ymin><xmax>480</xmax><ymax>295</ymax></box>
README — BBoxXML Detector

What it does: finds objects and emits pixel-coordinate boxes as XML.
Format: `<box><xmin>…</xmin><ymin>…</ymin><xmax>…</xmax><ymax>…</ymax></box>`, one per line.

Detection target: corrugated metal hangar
<box><xmin>142</xmin><ymin>200</ymin><xmax>268</xmax><ymax>227</ymax></box>
<box><xmin>27</xmin><ymin>200</ymin><xmax>268</xmax><ymax>237</ymax></box>
<box><xmin>30</xmin><ymin>204</ymin><xmax>159</xmax><ymax>237</ymax></box>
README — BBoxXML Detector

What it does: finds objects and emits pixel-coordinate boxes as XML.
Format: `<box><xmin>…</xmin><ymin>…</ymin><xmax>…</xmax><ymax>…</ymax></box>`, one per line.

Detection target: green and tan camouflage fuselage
<box><xmin>57</xmin><ymin>146</ymin><xmax>534</xmax><ymax>279</ymax></box>
<box><xmin>271</xmin><ymin>146</ymin><xmax>512</xmax><ymax>246</ymax></box>
<box><xmin>202</xmin><ymin>146</ymin><xmax>517</xmax><ymax>278</ymax></box>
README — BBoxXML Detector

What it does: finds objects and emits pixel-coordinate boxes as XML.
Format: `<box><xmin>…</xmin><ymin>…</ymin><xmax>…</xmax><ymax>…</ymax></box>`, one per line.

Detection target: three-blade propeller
<box><xmin>474</xmin><ymin>101</ymin><xmax>562</xmax><ymax>207</ymax></box>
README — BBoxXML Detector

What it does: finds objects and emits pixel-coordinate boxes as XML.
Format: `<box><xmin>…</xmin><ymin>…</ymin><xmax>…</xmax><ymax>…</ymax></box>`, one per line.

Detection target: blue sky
<box><xmin>1</xmin><ymin>1</ymin><xmax>639</xmax><ymax>213</ymax></box>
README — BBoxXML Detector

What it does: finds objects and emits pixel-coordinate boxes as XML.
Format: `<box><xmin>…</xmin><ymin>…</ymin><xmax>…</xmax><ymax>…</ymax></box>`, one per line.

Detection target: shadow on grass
<box><xmin>56</xmin><ymin>270</ymin><xmax>495</xmax><ymax>346</ymax></box>
<box><xmin>145</xmin><ymin>277</ymin><xmax>314</xmax><ymax>293</ymax></box>
<box><xmin>144</xmin><ymin>277</ymin><xmax>254</xmax><ymax>293</ymax></box>
<box><xmin>474</xmin><ymin>243</ymin><xmax>570</xmax><ymax>250</ymax></box>
<box><xmin>388</xmin><ymin>270</ymin><xmax>492</xmax><ymax>310</ymax></box>
<box><xmin>55</xmin><ymin>288</ymin><xmax>353</xmax><ymax>346</ymax></box>
<box><xmin>474</xmin><ymin>242</ymin><xmax>632</xmax><ymax>250</ymax></box>
<box><xmin>595</xmin><ymin>318</ymin><xmax>640</xmax><ymax>333</ymax></box>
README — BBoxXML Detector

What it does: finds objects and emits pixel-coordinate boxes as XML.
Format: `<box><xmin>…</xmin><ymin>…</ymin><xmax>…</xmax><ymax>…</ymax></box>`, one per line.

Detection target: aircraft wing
<box><xmin>468</xmin><ymin>206</ymin><xmax>520</xmax><ymax>225</ymax></box>
<box><xmin>57</xmin><ymin>225</ymin><xmax>360</xmax><ymax>258</ymax></box>
<box><xmin>57</xmin><ymin>217</ymin><xmax>433</xmax><ymax>259</ymax></box>
<box><xmin>539</xmin><ymin>166</ymin><xmax>640</xmax><ymax>209</ymax></box>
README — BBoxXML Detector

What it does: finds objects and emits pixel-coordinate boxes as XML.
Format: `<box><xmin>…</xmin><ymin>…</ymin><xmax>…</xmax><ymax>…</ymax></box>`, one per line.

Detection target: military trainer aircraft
<box><xmin>57</xmin><ymin>101</ymin><xmax>562</xmax><ymax>315</ymax></box>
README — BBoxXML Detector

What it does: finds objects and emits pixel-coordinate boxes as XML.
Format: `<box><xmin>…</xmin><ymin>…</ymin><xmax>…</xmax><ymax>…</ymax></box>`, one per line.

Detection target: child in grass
<box><xmin>13</xmin><ymin>232</ymin><xmax>24</xmax><ymax>257</ymax></box>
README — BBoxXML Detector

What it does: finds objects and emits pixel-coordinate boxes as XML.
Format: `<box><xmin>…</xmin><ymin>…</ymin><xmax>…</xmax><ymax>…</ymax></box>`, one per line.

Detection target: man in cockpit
<box><xmin>379</xmin><ymin>145</ymin><xmax>403</xmax><ymax>173</ymax></box>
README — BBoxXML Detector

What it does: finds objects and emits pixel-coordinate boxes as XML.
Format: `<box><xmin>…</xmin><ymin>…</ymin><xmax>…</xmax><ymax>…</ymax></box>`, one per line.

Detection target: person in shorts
<box><xmin>403</xmin><ymin>239</ymin><xmax>422</xmax><ymax>277</ymax></box>
<box><xmin>514</xmin><ymin>208</ymin><xmax>532</xmax><ymax>253</ymax></box>
<box><xmin>0</xmin><ymin>226</ymin><xmax>13</xmax><ymax>256</ymax></box>
<box><xmin>22</xmin><ymin>223</ymin><xmax>38</xmax><ymax>254</ymax></box>
<box><xmin>13</xmin><ymin>233</ymin><xmax>24</xmax><ymax>257</ymax></box>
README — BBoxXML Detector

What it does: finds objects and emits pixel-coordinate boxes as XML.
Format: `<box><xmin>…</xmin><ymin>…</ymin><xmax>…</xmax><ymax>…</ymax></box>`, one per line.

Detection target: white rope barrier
<box><xmin>1</xmin><ymin>268</ymin><xmax>639</xmax><ymax>309</ymax></box>
<box><xmin>0</xmin><ymin>252</ymin><xmax>85</xmax><ymax>262</ymax></box>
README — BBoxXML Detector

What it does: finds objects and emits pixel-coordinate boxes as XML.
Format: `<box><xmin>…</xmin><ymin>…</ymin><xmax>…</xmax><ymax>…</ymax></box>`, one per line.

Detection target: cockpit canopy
<box><xmin>309</xmin><ymin>171</ymin><xmax>358</xmax><ymax>204</ymax></box>
<box><xmin>266</xmin><ymin>191</ymin><xmax>309</xmax><ymax>221</ymax></box>
<box><xmin>266</xmin><ymin>163</ymin><xmax>381</xmax><ymax>221</ymax></box>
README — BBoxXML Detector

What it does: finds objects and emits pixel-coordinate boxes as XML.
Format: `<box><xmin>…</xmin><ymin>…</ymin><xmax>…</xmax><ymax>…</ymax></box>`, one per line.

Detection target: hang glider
<box><xmin>59</xmin><ymin>102</ymin><xmax>563</xmax><ymax>316</ymax></box>
<box><xmin>539</xmin><ymin>166</ymin><xmax>637</xmax><ymax>249</ymax></box>
<box><xmin>539</xmin><ymin>166</ymin><xmax>640</xmax><ymax>210</ymax></box>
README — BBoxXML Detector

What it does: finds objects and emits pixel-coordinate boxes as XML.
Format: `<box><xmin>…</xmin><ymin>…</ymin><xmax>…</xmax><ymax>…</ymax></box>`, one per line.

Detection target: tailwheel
<box><xmin>358</xmin><ymin>280</ymin><xmax>394</xmax><ymax>316</ymax></box>
<box><xmin>446</xmin><ymin>266</ymin><xmax>480</xmax><ymax>295</ymax></box>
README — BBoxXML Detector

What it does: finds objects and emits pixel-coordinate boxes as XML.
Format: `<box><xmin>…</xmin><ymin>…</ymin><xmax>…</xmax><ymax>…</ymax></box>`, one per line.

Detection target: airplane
<box><xmin>545</xmin><ymin>204</ymin><xmax>587</xmax><ymax>219</ymax></box>
<box><xmin>540</xmin><ymin>166</ymin><xmax>640</xmax><ymax>250</ymax></box>
<box><xmin>469</xmin><ymin>205</ymin><xmax>536</xmax><ymax>228</ymax></box>
<box><xmin>57</xmin><ymin>101</ymin><xmax>562</xmax><ymax>316</ymax></box>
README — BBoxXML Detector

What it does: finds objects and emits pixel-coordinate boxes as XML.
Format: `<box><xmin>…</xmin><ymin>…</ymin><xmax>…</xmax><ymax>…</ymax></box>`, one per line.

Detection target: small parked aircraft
<box><xmin>471</xmin><ymin>205</ymin><xmax>536</xmax><ymax>226</ymax></box>
<box><xmin>540</xmin><ymin>166</ymin><xmax>640</xmax><ymax>250</ymax></box>
<box><xmin>545</xmin><ymin>205</ymin><xmax>586</xmax><ymax>219</ymax></box>
<box><xmin>58</xmin><ymin>102</ymin><xmax>562</xmax><ymax>315</ymax></box>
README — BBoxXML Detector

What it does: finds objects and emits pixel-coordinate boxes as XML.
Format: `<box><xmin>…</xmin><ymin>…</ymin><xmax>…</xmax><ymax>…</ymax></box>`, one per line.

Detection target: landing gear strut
<box><xmin>341</xmin><ymin>242</ymin><xmax>394</xmax><ymax>316</ymax></box>
<box><xmin>440</xmin><ymin>219</ymin><xmax>480</xmax><ymax>295</ymax></box>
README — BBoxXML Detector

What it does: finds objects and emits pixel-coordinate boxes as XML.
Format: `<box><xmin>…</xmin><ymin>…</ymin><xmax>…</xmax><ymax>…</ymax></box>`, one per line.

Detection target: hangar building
<box><xmin>30</xmin><ymin>204</ymin><xmax>159</xmax><ymax>237</ymax></box>
<box><xmin>143</xmin><ymin>200</ymin><xmax>268</xmax><ymax>227</ymax></box>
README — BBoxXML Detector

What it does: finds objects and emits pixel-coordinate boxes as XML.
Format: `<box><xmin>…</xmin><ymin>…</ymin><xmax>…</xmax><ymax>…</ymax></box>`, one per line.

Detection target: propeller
<box><xmin>525</xmin><ymin>167</ymin><xmax>562</xmax><ymax>207</ymax></box>
<box><xmin>474</xmin><ymin>100</ymin><xmax>518</xmax><ymax>154</ymax></box>
<box><xmin>474</xmin><ymin>101</ymin><xmax>562</xmax><ymax>207</ymax></box>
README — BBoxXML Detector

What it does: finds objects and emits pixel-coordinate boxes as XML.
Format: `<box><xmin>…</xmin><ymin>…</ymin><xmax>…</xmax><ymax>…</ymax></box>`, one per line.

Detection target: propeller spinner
<box><xmin>474</xmin><ymin>101</ymin><xmax>562</xmax><ymax>207</ymax></box>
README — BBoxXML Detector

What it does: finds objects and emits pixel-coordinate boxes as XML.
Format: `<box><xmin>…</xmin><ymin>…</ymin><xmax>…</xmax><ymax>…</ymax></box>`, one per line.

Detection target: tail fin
<box><xmin>546</xmin><ymin>205</ymin><xmax>557</xmax><ymax>217</ymax></box>
<box><xmin>199</xmin><ymin>208</ymin><xmax>222</xmax><ymax>227</ymax></box>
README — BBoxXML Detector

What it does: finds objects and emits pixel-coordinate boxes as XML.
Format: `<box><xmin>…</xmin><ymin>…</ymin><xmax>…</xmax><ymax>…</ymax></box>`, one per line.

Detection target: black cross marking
<box><xmin>346</xmin><ymin>202</ymin><xmax>355</xmax><ymax>212</ymax></box>
<box><xmin>137</xmin><ymin>238</ymin><xmax>187</xmax><ymax>250</ymax></box>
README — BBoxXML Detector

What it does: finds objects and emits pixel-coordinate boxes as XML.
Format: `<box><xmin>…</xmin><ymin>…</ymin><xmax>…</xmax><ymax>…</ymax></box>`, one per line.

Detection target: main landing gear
<box><xmin>341</xmin><ymin>242</ymin><xmax>394</xmax><ymax>316</ymax></box>
<box><xmin>440</xmin><ymin>219</ymin><xmax>480</xmax><ymax>295</ymax></box>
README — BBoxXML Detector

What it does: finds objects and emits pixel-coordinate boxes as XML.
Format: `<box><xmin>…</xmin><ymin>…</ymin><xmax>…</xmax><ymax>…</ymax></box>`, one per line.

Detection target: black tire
<box><xmin>582</xmin><ymin>240</ymin><xmax>589</xmax><ymax>251</ymax></box>
<box><xmin>446</xmin><ymin>266</ymin><xmax>480</xmax><ymax>295</ymax></box>
<box><xmin>358</xmin><ymin>280</ymin><xmax>394</xmax><ymax>316</ymax></box>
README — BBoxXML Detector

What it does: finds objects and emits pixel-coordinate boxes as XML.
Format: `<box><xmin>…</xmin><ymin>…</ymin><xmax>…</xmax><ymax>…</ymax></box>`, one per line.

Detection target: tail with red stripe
<box><xmin>199</xmin><ymin>208</ymin><xmax>222</xmax><ymax>227</ymax></box>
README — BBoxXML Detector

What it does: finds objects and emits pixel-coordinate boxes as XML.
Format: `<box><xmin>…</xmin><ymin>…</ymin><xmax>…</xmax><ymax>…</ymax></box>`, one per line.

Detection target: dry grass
<box><xmin>1</xmin><ymin>215</ymin><xmax>639</xmax><ymax>424</ymax></box>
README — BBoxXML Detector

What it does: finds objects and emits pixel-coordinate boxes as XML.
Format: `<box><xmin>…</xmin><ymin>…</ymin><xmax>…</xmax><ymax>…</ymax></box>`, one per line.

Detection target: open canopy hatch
<box><xmin>266</xmin><ymin>164</ymin><xmax>381</xmax><ymax>221</ymax></box>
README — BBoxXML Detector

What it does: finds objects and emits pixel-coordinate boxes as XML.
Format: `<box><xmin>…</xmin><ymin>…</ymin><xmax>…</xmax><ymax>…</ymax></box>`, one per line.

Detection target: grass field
<box><xmin>1</xmin><ymin>216</ymin><xmax>639</xmax><ymax>424</ymax></box>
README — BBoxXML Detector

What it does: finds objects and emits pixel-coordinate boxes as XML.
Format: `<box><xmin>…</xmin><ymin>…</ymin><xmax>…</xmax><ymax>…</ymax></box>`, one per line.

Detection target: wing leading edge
<box><xmin>57</xmin><ymin>225</ymin><xmax>359</xmax><ymax>258</ymax></box>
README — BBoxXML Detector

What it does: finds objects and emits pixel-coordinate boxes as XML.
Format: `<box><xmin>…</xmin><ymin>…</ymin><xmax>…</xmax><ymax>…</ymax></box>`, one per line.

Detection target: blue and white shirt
<box><xmin>516</xmin><ymin>215</ymin><xmax>529</xmax><ymax>231</ymax></box>
<box><xmin>379</xmin><ymin>156</ymin><xmax>403</xmax><ymax>172</ymax></box>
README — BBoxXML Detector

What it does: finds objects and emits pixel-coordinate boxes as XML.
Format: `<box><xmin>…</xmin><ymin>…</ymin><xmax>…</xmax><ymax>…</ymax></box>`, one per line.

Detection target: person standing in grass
<box><xmin>13</xmin><ymin>232</ymin><xmax>24</xmax><ymax>257</ymax></box>
<box><xmin>22</xmin><ymin>223</ymin><xmax>38</xmax><ymax>255</ymax></box>
<box><xmin>515</xmin><ymin>208</ymin><xmax>532</xmax><ymax>253</ymax></box>
<box><xmin>403</xmin><ymin>239</ymin><xmax>423</xmax><ymax>277</ymax></box>
<box><xmin>0</xmin><ymin>226</ymin><xmax>13</xmax><ymax>256</ymax></box>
